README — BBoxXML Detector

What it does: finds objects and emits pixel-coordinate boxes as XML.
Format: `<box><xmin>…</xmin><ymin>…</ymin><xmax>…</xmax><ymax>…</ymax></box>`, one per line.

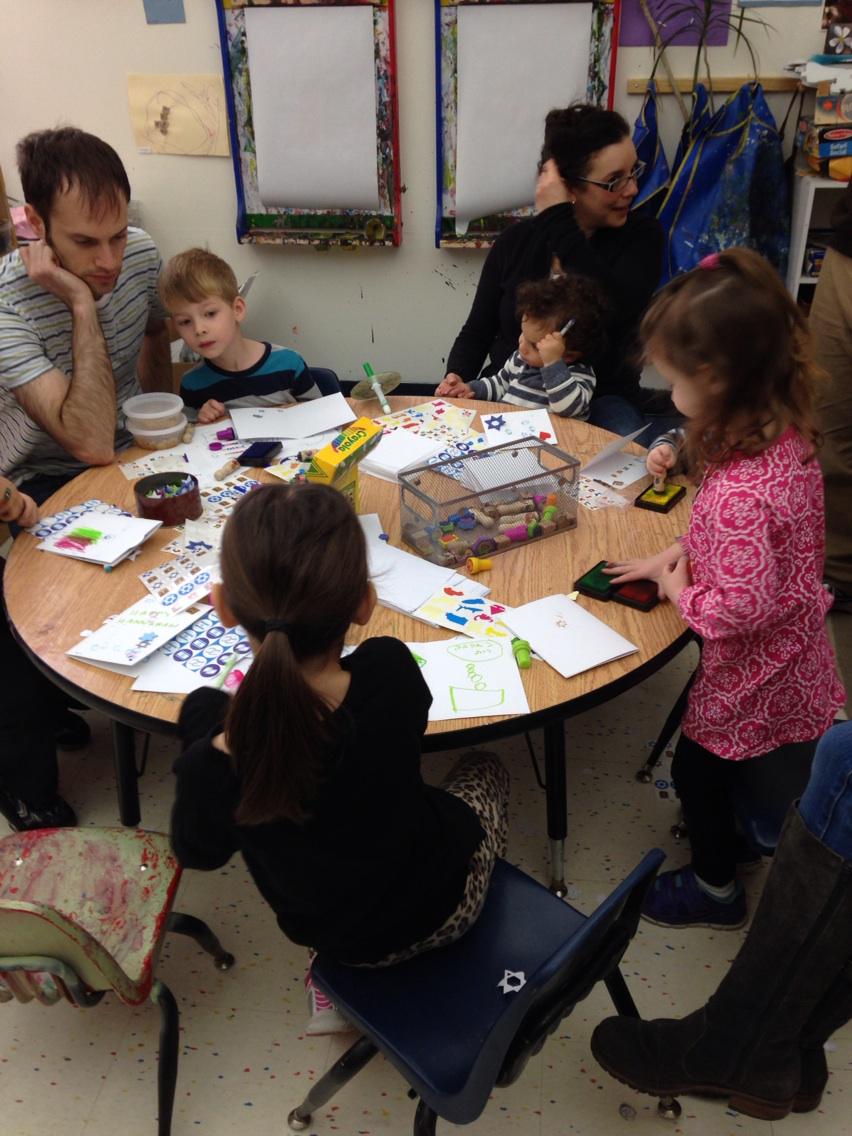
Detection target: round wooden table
<box><xmin>5</xmin><ymin>397</ymin><xmax>691</xmax><ymax>891</ymax></box>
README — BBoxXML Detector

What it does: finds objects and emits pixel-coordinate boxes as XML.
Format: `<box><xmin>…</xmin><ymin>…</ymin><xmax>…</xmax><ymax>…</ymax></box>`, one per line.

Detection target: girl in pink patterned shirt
<box><xmin>608</xmin><ymin>248</ymin><xmax>846</xmax><ymax>929</ymax></box>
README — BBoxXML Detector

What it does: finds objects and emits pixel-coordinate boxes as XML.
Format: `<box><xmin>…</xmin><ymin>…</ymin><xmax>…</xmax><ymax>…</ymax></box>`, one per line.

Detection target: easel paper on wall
<box><xmin>504</xmin><ymin>594</ymin><xmax>638</xmax><ymax>679</ymax></box>
<box><xmin>245</xmin><ymin>5</ymin><xmax>380</xmax><ymax>210</ymax></box>
<box><xmin>406</xmin><ymin>638</ymin><xmax>530</xmax><ymax>721</ymax></box>
<box><xmin>454</xmin><ymin>3</ymin><xmax>592</xmax><ymax>231</ymax></box>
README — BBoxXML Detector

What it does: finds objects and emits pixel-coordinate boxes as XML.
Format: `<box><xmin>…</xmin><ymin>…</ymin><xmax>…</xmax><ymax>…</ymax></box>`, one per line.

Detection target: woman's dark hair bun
<box><xmin>541</xmin><ymin>103</ymin><xmax>630</xmax><ymax>184</ymax></box>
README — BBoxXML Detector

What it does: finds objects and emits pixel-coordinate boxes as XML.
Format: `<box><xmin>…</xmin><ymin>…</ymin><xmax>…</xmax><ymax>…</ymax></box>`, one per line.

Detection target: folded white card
<box><xmin>504</xmin><ymin>594</ymin><xmax>637</xmax><ymax>679</ymax></box>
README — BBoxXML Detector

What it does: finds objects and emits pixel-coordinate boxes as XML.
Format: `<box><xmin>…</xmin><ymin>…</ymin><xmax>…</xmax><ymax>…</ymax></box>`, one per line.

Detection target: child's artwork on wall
<box><xmin>127</xmin><ymin>73</ymin><xmax>230</xmax><ymax>156</ymax></box>
<box><xmin>406</xmin><ymin>637</ymin><xmax>530</xmax><ymax>720</ymax></box>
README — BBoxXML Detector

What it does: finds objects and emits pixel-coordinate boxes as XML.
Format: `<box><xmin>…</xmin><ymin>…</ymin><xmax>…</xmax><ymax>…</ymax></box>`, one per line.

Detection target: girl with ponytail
<box><xmin>171</xmin><ymin>483</ymin><xmax>509</xmax><ymax>1031</ymax></box>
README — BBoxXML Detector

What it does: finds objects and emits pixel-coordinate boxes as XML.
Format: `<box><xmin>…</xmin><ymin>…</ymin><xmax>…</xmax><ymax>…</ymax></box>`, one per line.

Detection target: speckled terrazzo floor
<box><xmin>1</xmin><ymin>635</ymin><xmax>850</xmax><ymax>1136</ymax></box>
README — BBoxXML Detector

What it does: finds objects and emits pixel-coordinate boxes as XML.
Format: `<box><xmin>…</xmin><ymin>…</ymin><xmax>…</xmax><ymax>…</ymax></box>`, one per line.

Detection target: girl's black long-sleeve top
<box><xmin>445</xmin><ymin>204</ymin><xmax>663</xmax><ymax>405</ymax></box>
<box><xmin>171</xmin><ymin>637</ymin><xmax>484</xmax><ymax>965</ymax></box>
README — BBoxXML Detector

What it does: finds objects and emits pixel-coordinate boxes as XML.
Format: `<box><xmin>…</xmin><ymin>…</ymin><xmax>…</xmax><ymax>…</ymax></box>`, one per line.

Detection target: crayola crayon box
<box><xmin>306</xmin><ymin>417</ymin><xmax>383</xmax><ymax>509</ymax></box>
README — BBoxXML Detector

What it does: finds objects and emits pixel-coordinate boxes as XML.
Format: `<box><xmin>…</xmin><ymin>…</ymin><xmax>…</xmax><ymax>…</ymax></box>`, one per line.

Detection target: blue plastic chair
<box><xmin>287</xmin><ymin>851</ymin><xmax>665</xmax><ymax>1135</ymax></box>
<box><xmin>310</xmin><ymin>367</ymin><xmax>342</xmax><ymax>396</ymax></box>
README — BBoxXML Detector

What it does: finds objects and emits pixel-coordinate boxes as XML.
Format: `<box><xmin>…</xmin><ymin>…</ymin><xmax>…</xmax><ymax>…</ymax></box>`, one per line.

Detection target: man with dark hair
<box><xmin>0</xmin><ymin>126</ymin><xmax>171</xmax><ymax>493</ymax></box>
<box><xmin>0</xmin><ymin>127</ymin><xmax>171</xmax><ymax>832</ymax></box>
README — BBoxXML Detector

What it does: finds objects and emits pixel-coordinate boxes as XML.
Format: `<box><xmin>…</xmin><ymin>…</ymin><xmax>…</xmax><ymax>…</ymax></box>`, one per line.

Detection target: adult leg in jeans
<box><xmin>810</xmin><ymin>248</ymin><xmax>852</xmax><ymax>605</ymax></box>
<box><xmin>591</xmin><ymin>721</ymin><xmax>852</xmax><ymax>1121</ymax></box>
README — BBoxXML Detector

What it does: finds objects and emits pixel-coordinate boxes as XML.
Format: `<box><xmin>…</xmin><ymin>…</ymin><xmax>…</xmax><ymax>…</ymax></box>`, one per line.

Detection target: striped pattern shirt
<box><xmin>180</xmin><ymin>343</ymin><xmax>321</xmax><ymax>415</ymax></box>
<box><xmin>0</xmin><ymin>227</ymin><xmax>165</xmax><ymax>484</ymax></box>
<box><xmin>469</xmin><ymin>352</ymin><xmax>596</xmax><ymax>420</ymax></box>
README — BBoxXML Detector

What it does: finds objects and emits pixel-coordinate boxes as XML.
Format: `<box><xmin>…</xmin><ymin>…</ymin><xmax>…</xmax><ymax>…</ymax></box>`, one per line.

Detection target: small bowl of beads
<box><xmin>134</xmin><ymin>473</ymin><xmax>202</xmax><ymax>526</ymax></box>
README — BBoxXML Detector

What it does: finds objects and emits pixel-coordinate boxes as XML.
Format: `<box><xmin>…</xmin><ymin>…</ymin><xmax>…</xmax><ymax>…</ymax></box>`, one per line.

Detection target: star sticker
<box><xmin>485</xmin><ymin>414</ymin><xmax>506</xmax><ymax>431</ymax></box>
<box><xmin>497</xmin><ymin>969</ymin><xmax>526</xmax><ymax>994</ymax></box>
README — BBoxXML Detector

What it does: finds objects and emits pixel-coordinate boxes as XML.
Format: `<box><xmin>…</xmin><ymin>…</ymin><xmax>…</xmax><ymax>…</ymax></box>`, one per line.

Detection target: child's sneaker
<box><xmin>642</xmin><ymin>867</ymin><xmax>747</xmax><ymax>930</ymax></box>
<box><xmin>304</xmin><ymin>968</ymin><xmax>354</xmax><ymax>1036</ymax></box>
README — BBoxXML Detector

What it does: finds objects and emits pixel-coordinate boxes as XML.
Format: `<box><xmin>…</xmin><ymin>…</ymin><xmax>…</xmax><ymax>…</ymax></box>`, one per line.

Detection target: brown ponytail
<box><xmin>219</xmin><ymin>484</ymin><xmax>369</xmax><ymax>825</ymax></box>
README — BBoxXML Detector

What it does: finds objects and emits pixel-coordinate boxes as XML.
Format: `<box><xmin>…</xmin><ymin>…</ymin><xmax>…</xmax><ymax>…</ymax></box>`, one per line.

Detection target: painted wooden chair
<box><xmin>0</xmin><ymin>826</ymin><xmax>234</xmax><ymax>1136</ymax></box>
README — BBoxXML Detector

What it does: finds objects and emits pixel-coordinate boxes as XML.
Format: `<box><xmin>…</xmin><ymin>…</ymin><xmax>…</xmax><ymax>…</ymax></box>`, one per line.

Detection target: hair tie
<box><xmin>698</xmin><ymin>252</ymin><xmax>721</xmax><ymax>270</ymax></box>
<box><xmin>263</xmin><ymin>619</ymin><xmax>291</xmax><ymax>636</ymax></box>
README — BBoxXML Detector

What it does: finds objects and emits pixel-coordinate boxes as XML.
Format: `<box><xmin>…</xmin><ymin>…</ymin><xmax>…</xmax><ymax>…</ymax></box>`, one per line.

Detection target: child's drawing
<box><xmin>127</xmin><ymin>73</ymin><xmax>230</xmax><ymax>157</ymax></box>
<box><xmin>406</xmin><ymin>638</ymin><xmax>529</xmax><ymax>721</ymax></box>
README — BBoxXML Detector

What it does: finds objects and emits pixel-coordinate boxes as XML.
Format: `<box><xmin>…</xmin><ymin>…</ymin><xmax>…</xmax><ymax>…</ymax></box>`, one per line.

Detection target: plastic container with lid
<box><xmin>130</xmin><ymin>413</ymin><xmax>188</xmax><ymax>451</ymax></box>
<box><xmin>123</xmin><ymin>392</ymin><xmax>184</xmax><ymax>433</ymax></box>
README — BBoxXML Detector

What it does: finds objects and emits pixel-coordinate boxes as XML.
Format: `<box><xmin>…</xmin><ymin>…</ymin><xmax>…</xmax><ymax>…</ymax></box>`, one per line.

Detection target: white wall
<box><xmin>0</xmin><ymin>0</ymin><xmax>825</xmax><ymax>385</ymax></box>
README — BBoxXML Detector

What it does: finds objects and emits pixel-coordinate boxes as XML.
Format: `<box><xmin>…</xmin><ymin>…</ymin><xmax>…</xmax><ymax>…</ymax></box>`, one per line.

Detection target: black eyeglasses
<box><xmin>575</xmin><ymin>160</ymin><xmax>646</xmax><ymax>194</ymax></box>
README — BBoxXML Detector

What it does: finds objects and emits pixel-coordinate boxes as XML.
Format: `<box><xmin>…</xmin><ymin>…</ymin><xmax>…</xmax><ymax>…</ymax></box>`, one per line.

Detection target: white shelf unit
<box><xmin>787</xmin><ymin>165</ymin><xmax>849</xmax><ymax>296</ymax></box>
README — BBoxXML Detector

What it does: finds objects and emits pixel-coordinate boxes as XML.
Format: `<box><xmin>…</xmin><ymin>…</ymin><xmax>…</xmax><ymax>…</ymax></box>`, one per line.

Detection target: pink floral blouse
<box><xmin>679</xmin><ymin>427</ymin><xmax>845</xmax><ymax>760</ymax></box>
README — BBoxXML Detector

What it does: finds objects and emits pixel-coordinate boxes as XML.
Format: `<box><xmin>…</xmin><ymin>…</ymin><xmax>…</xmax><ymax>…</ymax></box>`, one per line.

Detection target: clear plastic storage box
<box><xmin>398</xmin><ymin>438</ymin><xmax>580</xmax><ymax>567</ymax></box>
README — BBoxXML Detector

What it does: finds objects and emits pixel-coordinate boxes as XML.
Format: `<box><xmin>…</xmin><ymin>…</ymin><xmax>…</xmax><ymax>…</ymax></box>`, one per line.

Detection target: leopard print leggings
<box><xmin>374</xmin><ymin>750</ymin><xmax>510</xmax><ymax>966</ymax></box>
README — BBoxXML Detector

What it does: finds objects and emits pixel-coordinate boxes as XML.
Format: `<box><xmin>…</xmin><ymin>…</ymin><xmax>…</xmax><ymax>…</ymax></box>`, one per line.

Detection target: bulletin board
<box><xmin>436</xmin><ymin>0</ymin><xmax>621</xmax><ymax>248</ymax></box>
<box><xmin>215</xmin><ymin>0</ymin><xmax>401</xmax><ymax>248</ymax></box>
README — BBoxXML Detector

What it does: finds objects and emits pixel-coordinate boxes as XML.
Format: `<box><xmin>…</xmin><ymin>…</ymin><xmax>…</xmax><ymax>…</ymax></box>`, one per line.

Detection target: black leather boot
<box><xmin>591</xmin><ymin>808</ymin><xmax>852</xmax><ymax>1121</ymax></box>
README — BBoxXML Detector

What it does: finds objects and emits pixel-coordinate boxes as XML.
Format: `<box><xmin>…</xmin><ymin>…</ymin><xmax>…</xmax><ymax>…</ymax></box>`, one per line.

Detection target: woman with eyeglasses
<box><xmin>440</xmin><ymin>103</ymin><xmax>668</xmax><ymax>438</ymax></box>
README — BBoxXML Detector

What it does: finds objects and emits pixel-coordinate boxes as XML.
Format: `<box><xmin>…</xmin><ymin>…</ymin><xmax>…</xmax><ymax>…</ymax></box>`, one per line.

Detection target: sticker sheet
<box><xmin>406</xmin><ymin>637</ymin><xmax>530</xmax><ymax>720</ymax></box>
<box><xmin>198</xmin><ymin>475</ymin><xmax>261</xmax><ymax>519</ymax></box>
<box><xmin>372</xmin><ymin>399</ymin><xmax>476</xmax><ymax>441</ymax></box>
<box><xmin>481</xmin><ymin>409</ymin><xmax>556</xmax><ymax>446</ymax></box>
<box><xmin>424</xmin><ymin>432</ymin><xmax>489</xmax><ymax>481</ymax></box>
<box><xmin>577</xmin><ymin>477</ymin><xmax>630</xmax><ymax>510</ymax></box>
<box><xmin>29</xmin><ymin>499</ymin><xmax>131</xmax><ymax>540</ymax></box>
<box><xmin>139</xmin><ymin>553</ymin><xmax>219</xmax><ymax>613</ymax></box>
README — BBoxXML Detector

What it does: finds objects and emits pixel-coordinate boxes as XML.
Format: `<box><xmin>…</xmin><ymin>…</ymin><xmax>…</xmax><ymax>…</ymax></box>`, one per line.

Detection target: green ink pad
<box><xmin>573</xmin><ymin>559</ymin><xmax>615</xmax><ymax>601</ymax></box>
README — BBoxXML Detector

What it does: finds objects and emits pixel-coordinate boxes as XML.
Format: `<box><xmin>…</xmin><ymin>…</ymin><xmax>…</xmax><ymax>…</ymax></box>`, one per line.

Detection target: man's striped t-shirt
<box><xmin>0</xmin><ymin>227</ymin><xmax>165</xmax><ymax>484</ymax></box>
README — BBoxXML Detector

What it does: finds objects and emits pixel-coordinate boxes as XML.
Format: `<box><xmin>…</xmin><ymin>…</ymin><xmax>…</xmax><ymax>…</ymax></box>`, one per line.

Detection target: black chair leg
<box><xmin>167</xmin><ymin>912</ymin><xmax>235</xmax><ymax>970</ymax></box>
<box><xmin>287</xmin><ymin>1036</ymin><xmax>379</xmax><ymax>1131</ymax></box>
<box><xmin>413</xmin><ymin>1099</ymin><xmax>439</xmax><ymax>1135</ymax></box>
<box><xmin>151</xmin><ymin>979</ymin><xmax>179</xmax><ymax>1136</ymax></box>
<box><xmin>635</xmin><ymin>667</ymin><xmax>697</xmax><ymax>783</ymax></box>
<box><xmin>604</xmin><ymin>968</ymin><xmax>640</xmax><ymax>1018</ymax></box>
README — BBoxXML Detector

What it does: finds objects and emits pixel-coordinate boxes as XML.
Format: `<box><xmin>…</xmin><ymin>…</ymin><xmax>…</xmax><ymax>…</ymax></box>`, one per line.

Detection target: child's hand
<box><xmin>198</xmin><ymin>399</ymin><xmax>227</xmax><ymax>424</ymax></box>
<box><xmin>658</xmin><ymin>555</ymin><xmax>692</xmax><ymax>605</ymax></box>
<box><xmin>436</xmin><ymin>374</ymin><xmax>474</xmax><ymax>398</ymax></box>
<box><xmin>604</xmin><ymin>541</ymin><xmax>685</xmax><ymax>597</ymax></box>
<box><xmin>538</xmin><ymin>331</ymin><xmax>566</xmax><ymax>367</ymax></box>
<box><xmin>646</xmin><ymin>443</ymin><xmax>676</xmax><ymax>481</ymax></box>
<box><xmin>0</xmin><ymin>481</ymin><xmax>39</xmax><ymax>528</ymax></box>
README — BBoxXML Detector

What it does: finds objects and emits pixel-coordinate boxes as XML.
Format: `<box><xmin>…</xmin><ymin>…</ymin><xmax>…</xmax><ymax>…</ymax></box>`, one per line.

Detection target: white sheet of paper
<box><xmin>406</xmin><ymin>638</ymin><xmax>529</xmax><ymax>721</ymax></box>
<box><xmin>480</xmin><ymin>408</ymin><xmax>557</xmax><ymax>447</ymax></box>
<box><xmin>359</xmin><ymin>514</ymin><xmax>488</xmax><ymax>613</ymax></box>
<box><xmin>455</xmin><ymin>3</ymin><xmax>592</xmax><ymax>232</ymax></box>
<box><xmin>230</xmin><ymin>394</ymin><xmax>355</xmax><ymax>440</ymax></box>
<box><xmin>359</xmin><ymin>431</ymin><xmax>443</xmax><ymax>482</ymax></box>
<box><xmin>37</xmin><ymin>512</ymin><xmax>161</xmax><ymax>567</ymax></box>
<box><xmin>504</xmin><ymin>594</ymin><xmax>638</xmax><ymax>679</ymax></box>
<box><xmin>244</xmin><ymin>6</ymin><xmax>380</xmax><ymax>210</ymax></box>
<box><xmin>581</xmin><ymin>426</ymin><xmax>647</xmax><ymax>488</ymax></box>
